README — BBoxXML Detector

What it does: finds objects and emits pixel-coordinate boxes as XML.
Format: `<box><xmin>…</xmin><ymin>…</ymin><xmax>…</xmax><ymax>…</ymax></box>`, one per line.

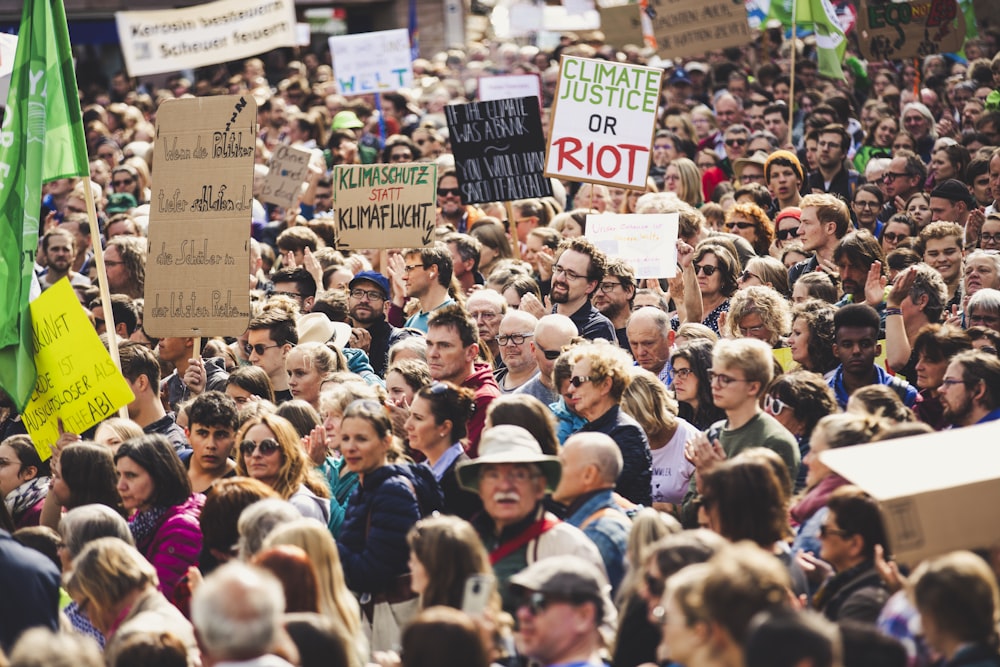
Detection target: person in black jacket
<box><xmin>0</xmin><ymin>520</ymin><xmax>61</xmax><ymax>652</ymax></box>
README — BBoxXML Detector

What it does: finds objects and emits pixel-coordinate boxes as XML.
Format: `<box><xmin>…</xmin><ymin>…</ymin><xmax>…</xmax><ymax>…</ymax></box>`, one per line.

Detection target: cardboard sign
<box><xmin>585</xmin><ymin>213</ymin><xmax>678</xmax><ymax>278</ymax></box>
<box><xmin>855</xmin><ymin>0</ymin><xmax>965</xmax><ymax>61</ymax></box>
<box><xmin>259</xmin><ymin>144</ymin><xmax>311</xmax><ymax>208</ymax></box>
<box><xmin>21</xmin><ymin>280</ymin><xmax>135</xmax><ymax>459</ymax></box>
<box><xmin>328</xmin><ymin>29</ymin><xmax>413</xmax><ymax>96</ymax></box>
<box><xmin>478</xmin><ymin>74</ymin><xmax>542</xmax><ymax>103</ymax></box>
<box><xmin>599</xmin><ymin>4</ymin><xmax>646</xmax><ymax>49</ymax></box>
<box><xmin>115</xmin><ymin>0</ymin><xmax>298</xmax><ymax>77</ymax></box>
<box><xmin>332</xmin><ymin>163</ymin><xmax>437</xmax><ymax>250</ymax></box>
<box><xmin>447</xmin><ymin>97</ymin><xmax>553</xmax><ymax>205</ymax></box>
<box><xmin>544</xmin><ymin>56</ymin><xmax>661</xmax><ymax>189</ymax></box>
<box><xmin>645</xmin><ymin>0</ymin><xmax>752</xmax><ymax>58</ymax></box>
<box><xmin>822</xmin><ymin>422</ymin><xmax>1000</xmax><ymax>566</ymax></box>
<box><xmin>143</xmin><ymin>95</ymin><xmax>254</xmax><ymax>338</ymax></box>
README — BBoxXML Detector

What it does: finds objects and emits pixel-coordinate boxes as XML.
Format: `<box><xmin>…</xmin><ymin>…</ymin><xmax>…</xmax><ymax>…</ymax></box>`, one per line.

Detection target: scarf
<box><xmin>129</xmin><ymin>506</ymin><xmax>170</xmax><ymax>550</ymax></box>
<box><xmin>790</xmin><ymin>473</ymin><xmax>849</xmax><ymax>526</ymax></box>
<box><xmin>4</xmin><ymin>476</ymin><xmax>50</xmax><ymax>521</ymax></box>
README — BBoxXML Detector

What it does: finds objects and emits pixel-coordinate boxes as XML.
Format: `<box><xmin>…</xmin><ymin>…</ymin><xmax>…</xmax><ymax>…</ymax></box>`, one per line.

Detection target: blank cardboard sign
<box><xmin>143</xmin><ymin>95</ymin><xmax>255</xmax><ymax>338</ymax></box>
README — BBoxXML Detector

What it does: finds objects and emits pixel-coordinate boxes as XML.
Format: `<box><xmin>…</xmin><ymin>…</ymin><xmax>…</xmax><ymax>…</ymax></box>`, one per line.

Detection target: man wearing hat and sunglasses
<box><xmin>457</xmin><ymin>425</ymin><xmax>605</xmax><ymax>614</ymax></box>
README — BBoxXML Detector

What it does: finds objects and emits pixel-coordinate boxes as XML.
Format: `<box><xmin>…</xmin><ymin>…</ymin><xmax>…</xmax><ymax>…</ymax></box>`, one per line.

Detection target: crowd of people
<box><xmin>2</xmin><ymin>20</ymin><xmax>1000</xmax><ymax>667</ymax></box>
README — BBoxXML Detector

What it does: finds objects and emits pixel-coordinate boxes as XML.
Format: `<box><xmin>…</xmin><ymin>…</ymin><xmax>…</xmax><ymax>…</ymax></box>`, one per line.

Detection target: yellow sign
<box><xmin>21</xmin><ymin>280</ymin><xmax>135</xmax><ymax>459</ymax></box>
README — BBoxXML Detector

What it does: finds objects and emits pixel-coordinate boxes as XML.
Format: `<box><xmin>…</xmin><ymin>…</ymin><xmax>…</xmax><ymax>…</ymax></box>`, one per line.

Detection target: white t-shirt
<box><xmin>650</xmin><ymin>417</ymin><xmax>699</xmax><ymax>505</ymax></box>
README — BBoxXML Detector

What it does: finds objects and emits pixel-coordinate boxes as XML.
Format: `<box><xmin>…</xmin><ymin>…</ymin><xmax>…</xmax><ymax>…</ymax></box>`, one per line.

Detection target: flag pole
<box><xmin>787</xmin><ymin>0</ymin><xmax>797</xmax><ymax>149</ymax></box>
<box><xmin>81</xmin><ymin>176</ymin><xmax>128</xmax><ymax>419</ymax></box>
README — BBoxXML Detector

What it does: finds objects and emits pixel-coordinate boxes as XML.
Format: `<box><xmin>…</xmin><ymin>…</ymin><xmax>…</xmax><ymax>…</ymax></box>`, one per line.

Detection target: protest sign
<box><xmin>508</xmin><ymin>4</ymin><xmax>545</xmax><ymax>37</ymax></box>
<box><xmin>143</xmin><ymin>95</ymin><xmax>254</xmax><ymax>338</ymax></box>
<box><xmin>598</xmin><ymin>4</ymin><xmax>646</xmax><ymax>50</ymax></box>
<box><xmin>822</xmin><ymin>421</ymin><xmax>1000</xmax><ymax>566</ymax></box>
<box><xmin>115</xmin><ymin>0</ymin><xmax>297</xmax><ymax>77</ymax></box>
<box><xmin>585</xmin><ymin>213</ymin><xmax>677</xmax><ymax>278</ymax></box>
<box><xmin>332</xmin><ymin>163</ymin><xmax>437</xmax><ymax>250</ymax></box>
<box><xmin>544</xmin><ymin>56</ymin><xmax>661</xmax><ymax>189</ymax></box>
<box><xmin>447</xmin><ymin>97</ymin><xmax>552</xmax><ymax>205</ymax></box>
<box><xmin>21</xmin><ymin>280</ymin><xmax>134</xmax><ymax>459</ymax></box>
<box><xmin>260</xmin><ymin>144</ymin><xmax>312</xmax><ymax>209</ymax></box>
<box><xmin>644</xmin><ymin>0</ymin><xmax>752</xmax><ymax>58</ymax></box>
<box><xmin>855</xmin><ymin>0</ymin><xmax>965</xmax><ymax>60</ymax></box>
<box><xmin>478</xmin><ymin>74</ymin><xmax>541</xmax><ymax>103</ymax></box>
<box><xmin>328</xmin><ymin>29</ymin><xmax>413</xmax><ymax>96</ymax></box>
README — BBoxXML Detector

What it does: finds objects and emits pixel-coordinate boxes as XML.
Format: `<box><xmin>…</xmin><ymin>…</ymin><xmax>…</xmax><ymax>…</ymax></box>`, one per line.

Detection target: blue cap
<box><xmin>349</xmin><ymin>270</ymin><xmax>391</xmax><ymax>298</ymax></box>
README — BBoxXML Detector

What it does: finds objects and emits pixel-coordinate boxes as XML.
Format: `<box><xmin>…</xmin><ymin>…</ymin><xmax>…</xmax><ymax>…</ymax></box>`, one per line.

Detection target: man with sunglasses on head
<box><xmin>514</xmin><ymin>314</ymin><xmax>579</xmax><ymax>406</ymax></box>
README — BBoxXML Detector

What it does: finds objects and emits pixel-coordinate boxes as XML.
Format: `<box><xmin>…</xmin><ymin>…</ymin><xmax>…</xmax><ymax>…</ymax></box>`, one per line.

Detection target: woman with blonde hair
<box><xmin>286</xmin><ymin>341</ymin><xmax>347</xmax><ymax>411</ymax></box>
<box><xmin>663</xmin><ymin>158</ymin><xmax>704</xmax><ymax>208</ymax></box>
<box><xmin>738</xmin><ymin>256</ymin><xmax>791</xmax><ymax>297</ymax></box>
<box><xmin>235</xmin><ymin>413</ymin><xmax>331</xmax><ymax>523</ymax></box>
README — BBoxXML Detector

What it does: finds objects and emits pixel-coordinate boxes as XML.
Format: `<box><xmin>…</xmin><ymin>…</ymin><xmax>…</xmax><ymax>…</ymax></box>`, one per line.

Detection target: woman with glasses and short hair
<box><xmin>852</xmin><ymin>184</ymin><xmax>886</xmax><ymax>236</ymax></box>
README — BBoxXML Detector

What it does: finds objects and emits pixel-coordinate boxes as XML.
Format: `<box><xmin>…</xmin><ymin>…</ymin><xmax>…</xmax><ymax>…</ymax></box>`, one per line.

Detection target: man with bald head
<box><xmin>497</xmin><ymin>310</ymin><xmax>540</xmax><ymax>393</ymax></box>
<box><xmin>626</xmin><ymin>306</ymin><xmax>674</xmax><ymax>385</ymax></box>
<box><xmin>514</xmin><ymin>314</ymin><xmax>579</xmax><ymax>405</ymax></box>
<box><xmin>552</xmin><ymin>432</ymin><xmax>631</xmax><ymax>595</ymax></box>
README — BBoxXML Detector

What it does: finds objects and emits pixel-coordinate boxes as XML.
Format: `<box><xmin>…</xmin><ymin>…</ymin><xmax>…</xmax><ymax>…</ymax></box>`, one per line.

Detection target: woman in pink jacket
<box><xmin>114</xmin><ymin>434</ymin><xmax>204</xmax><ymax>608</ymax></box>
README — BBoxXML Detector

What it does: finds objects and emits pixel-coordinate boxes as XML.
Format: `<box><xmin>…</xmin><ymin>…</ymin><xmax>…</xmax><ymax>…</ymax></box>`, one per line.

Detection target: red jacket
<box><xmin>462</xmin><ymin>362</ymin><xmax>501</xmax><ymax>457</ymax></box>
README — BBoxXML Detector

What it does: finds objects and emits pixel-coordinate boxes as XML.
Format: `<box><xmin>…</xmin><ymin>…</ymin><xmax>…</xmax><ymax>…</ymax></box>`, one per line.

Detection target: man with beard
<box><xmin>549</xmin><ymin>238</ymin><xmax>617</xmax><ymax>344</ymax></box>
<box><xmin>592</xmin><ymin>259</ymin><xmax>635</xmax><ymax>351</ymax></box>
<box><xmin>496</xmin><ymin>310</ymin><xmax>540</xmax><ymax>393</ymax></box>
<box><xmin>833</xmin><ymin>230</ymin><xmax>887</xmax><ymax>312</ymax></box>
<box><xmin>348</xmin><ymin>271</ymin><xmax>416</xmax><ymax>377</ymax></box>
<box><xmin>38</xmin><ymin>228</ymin><xmax>90</xmax><ymax>290</ymax></box>
<box><xmin>939</xmin><ymin>350</ymin><xmax>1000</xmax><ymax>427</ymax></box>
<box><xmin>806</xmin><ymin>124</ymin><xmax>860</xmax><ymax>203</ymax></box>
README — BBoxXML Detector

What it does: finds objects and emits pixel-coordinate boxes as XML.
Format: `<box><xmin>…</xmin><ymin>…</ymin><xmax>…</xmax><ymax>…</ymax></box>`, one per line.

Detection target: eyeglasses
<box><xmin>403</xmin><ymin>264</ymin><xmax>427</xmax><ymax>274</ymax></box>
<box><xmin>517</xmin><ymin>592</ymin><xmax>584</xmax><ymax>616</ymax></box>
<box><xmin>764</xmin><ymin>394</ymin><xmax>790</xmax><ymax>416</ymax></box>
<box><xmin>481</xmin><ymin>468</ymin><xmax>538</xmax><ymax>484</ymax></box>
<box><xmin>693</xmin><ymin>263</ymin><xmax>718</xmax><ymax>276</ymax></box>
<box><xmin>390</xmin><ymin>153</ymin><xmax>412</xmax><ymax>162</ymax></box>
<box><xmin>981</xmin><ymin>233</ymin><xmax>1000</xmax><ymax>244</ymax></box>
<box><xmin>738</xmin><ymin>270</ymin><xmax>761</xmax><ymax>283</ymax></box>
<box><xmin>854</xmin><ymin>200</ymin><xmax>880</xmax><ymax>210</ymax></box>
<box><xmin>552</xmin><ymin>265</ymin><xmax>585</xmax><ymax>281</ymax></box>
<box><xmin>112</xmin><ymin>178</ymin><xmax>135</xmax><ymax>187</ymax></box>
<box><xmin>740</xmin><ymin>174</ymin><xmax>765</xmax><ymax>184</ymax></box>
<box><xmin>568</xmin><ymin>375</ymin><xmax>592</xmax><ymax>388</ymax></box>
<box><xmin>883</xmin><ymin>232</ymin><xmax>909</xmax><ymax>243</ymax></box>
<box><xmin>437</xmin><ymin>187</ymin><xmax>461</xmax><ymax>197</ymax></box>
<box><xmin>725</xmin><ymin>221</ymin><xmax>756</xmax><ymax>230</ymax></box>
<box><xmin>819</xmin><ymin>524</ymin><xmax>851</xmax><ymax>539</ymax></box>
<box><xmin>245</xmin><ymin>342</ymin><xmax>280</xmax><ymax>356</ymax></box>
<box><xmin>775</xmin><ymin>227</ymin><xmax>799</xmax><ymax>241</ymax></box>
<box><xmin>240</xmin><ymin>438</ymin><xmax>281</xmax><ymax>457</ymax></box>
<box><xmin>939</xmin><ymin>377</ymin><xmax>966</xmax><ymax>389</ymax></box>
<box><xmin>708</xmin><ymin>371</ymin><xmax>748</xmax><ymax>387</ymax></box>
<box><xmin>350</xmin><ymin>288</ymin><xmax>385</xmax><ymax>301</ymax></box>
<box><xmin>969</xmin><ymin>314</ymin><xmax>1000</xmax><ymax>327</ymax></box>
<box><xmin>882</xmin><ymin>172</ymin><xmax>912</xmax><ymax>183</ymax></box>
<box><xmin>672</xmin><ymin>367</ymin><xmax>693</xmax><ymax>380</ymax></box>
<box><xmin>725</xmin><ymin>138</ymin><xmax>747</xmax><ymax>147</ymax></box>
<box><xmin>497</xmin><ymin>333</ymin><xmax>533</xmax><ymax>346</ymax></box>
<box><xmin>272</xmin><ymin>290</ymin><xmax>302</xmax><ymax>299</ymax></box>
<box><xmin>536</xmin><ymin>344</ymin><xmax>562</xmax><ymax>361</ymax></box>
<box><xmin>598</xmin><ymin>281</ymin><xmax>622</xmax><ymax>293</ymax></box>
<box><xmin>470</xmin><ymin>310</ymin><xmax>500</xmax><ymax>321</ymax></box>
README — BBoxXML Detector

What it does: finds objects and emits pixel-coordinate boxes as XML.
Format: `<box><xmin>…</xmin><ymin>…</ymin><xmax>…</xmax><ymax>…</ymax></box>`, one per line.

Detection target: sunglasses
<box><xmin>725</xmin><ymin>221</ymin><xmax>756</xmax><ymax>230</ymax></box>
<box><xmin>240</xmin><ymin>438</ymin><xmax>281</xmax><ymax>457</ymax></box>
<box><xmin>819</xmin><ymin>524</ymin><xmax>851</xmax><ymax>539</ymax></box>
<box><xmin>883</xmin><ymin>231</ymin><xmax>909</xmax><ymax>243</ymax></box>
<box><xmin>693</xmin><ymin>263</ymin><xmax>718</xmax><ymax>276</ymax></box>
<box><xmin>437</xmin><ymin>187</ymin><xmax>461</xmax><ymax>197</ymax></box>
<box><xmin>739</xmin><ymin>270</ymin><xmax>761</xmax><ymax>282</ymax></box>
<box><xmin>775</xmin><ymin>227</ymin><xmax>799</xmax><ymax>240</ymax></box>
<box><xmin>245</xmin><ymin>342</ymin><xmax>280</xmax><ymax>356</ymax></box>
<box><xmin>725</xmin><ymin>138</ymin><xmax>747</xmax><ymax>147</ymax></box>
<box><xmin>568</xmin><ymin>375</ymin><xmax>592</xmax><ymax>388</ymax></box>
<box><xmin>764</xmin><ymin>394</ymin><xmax>790</xmax><ymax>416</ymax></box>
<box><xmin>536</xmin><ymin>344</ymin><xmax>562</xmax><ymax>361</ymax></box>
<box><xmin>518</xmin><ymin>591</ymin><xmax>587</xmax><ymax>616</ymax></box>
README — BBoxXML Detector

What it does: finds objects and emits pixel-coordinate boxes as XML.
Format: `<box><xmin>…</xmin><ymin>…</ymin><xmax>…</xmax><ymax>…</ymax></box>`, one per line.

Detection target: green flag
<box><xmin>0</xmin><ymin>0</ymin><xmax>89</xmax><ymax>411</ymax></box>
<box><xmin>765</xmin><ymin>0</ymin><xmax>846</xmax><ymax>81</ymax></box>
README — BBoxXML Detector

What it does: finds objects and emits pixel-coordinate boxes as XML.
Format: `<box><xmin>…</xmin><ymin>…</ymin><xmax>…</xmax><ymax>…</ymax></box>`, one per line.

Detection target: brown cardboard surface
<box><xmin>821</xmin><ymin>421</ymin><xmax>1000</xmax><ymax>566</ymax></box>
<box><xmin>260</xmin><ymin>143</ymin><xmax>312</xmax><ymax>208</ymax></box>
<box><xmin>599</xmin><ymin>4</ymin><xmax>645</xmax><ymax>50</ymax></box>
<box><xmin>646</xmin><ymin>0</ymin><xmax>752</xmax><ymax>59</ymax></box>
<box><xmin>331</xmin><ymin>163</ymin><xmax>437</xmax><ymax>250</ymax></box>
<box><xmin>143</xmin><ymin>95</ymin><xmax>255</xmax><ymax>338</ymax></box>
<box><xmin>855</xmin><ymin>0</ymin><xmax>966</xmax><ymax>61</ymax></box>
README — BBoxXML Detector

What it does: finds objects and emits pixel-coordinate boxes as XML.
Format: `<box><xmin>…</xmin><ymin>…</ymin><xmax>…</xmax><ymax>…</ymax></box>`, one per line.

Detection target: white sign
<box><xmin>585</xmin><ymin>213</ymin><xmax>678</xmax><ymax>278</ymax></box>
<box><xmin>563</xmin><ymin>0</ymin><xmax>596</xmax><ymax>16</ymax></box>
<box><xmin>115</xmin><ymin>0</ymin><xmax>298</xmax><ymax>78</ymax></box>
<box><xmin>0</xmin><ymin>34</ymin><xmax>16</xmax><ymax>108</ymax></box>
<box><xmin>509</xmin><ymin>3</ymin><xmax>545</xmax><ymax>37</ymax></box>
<box><xmin>328</xmin><ymin>29</ymin><xmax>413</xmax><ymax>96</ymax></box>
<box><xmin>544</xmin><ymin>56</ymin><xmax>661</xmax><ymax>189</ymax></box>
<box><xmin>478</xmin><ymin>74</ymin><xmax>541</xmax><ymax>103</ymax></box>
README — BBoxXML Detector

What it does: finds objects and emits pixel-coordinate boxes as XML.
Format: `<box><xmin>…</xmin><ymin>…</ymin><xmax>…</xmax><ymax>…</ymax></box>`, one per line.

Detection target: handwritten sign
<box><xmin>143</xmin><ymin>95</ymin><xmax>254</xmax><ymax>338</ymax></box>
<box><xmin>644</xmin><ymin>0</ymin><xmax>752</xmax><ymax>58</ymax></box>
<box><xmin>478</xmin><ymin>75</ymin><xmax>542</xmax><ymax>103</ymax></box>
<box><xmin>328</xmin><ymin>29</ymin><xmax>413</xmax><ymax>96</ymax></box>
<box><xmin>260</xmin><ymin>144</ymin><xmax>311</xmax><ymax>208</ymax></box>
<box><xmin>855</xmin><ymin>0</ymin><xmax>965</xmax><ymax>61</ymax></box>
<box><xmin>115</xmin><ymin>0</ymin><xmax>298</xmax><ymax>77</ymax></box>
<box><xmin>545</xmin><ymin>56</ymin><xmax>661</xmax><ymax>189</ymax></box>
<box><xmin>598</xmin><ymin>4</ymin><xmax>646</xmax><ymax>49</ymax></box>
<box><xmin>585</xmin><ymin>213</ymin><xmax>678</xmax><ymax>278</ymax></box>
<box><xmin>21</xmin><ymin>280</ymin><xmax>134</xmax><ymax>459</ymax></box>
<box><xmin>332</xmin><ymin>163</ymin><xmax>437</xmax><ymax>250</ymax></box>
<box><xmin>447</xmin><ymin>97</ymin><xmax>552</xmax><ymax>205</ymax></box>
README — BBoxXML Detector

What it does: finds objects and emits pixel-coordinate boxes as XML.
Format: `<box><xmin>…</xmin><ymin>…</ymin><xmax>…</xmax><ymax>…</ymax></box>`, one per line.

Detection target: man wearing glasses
<box><xmin>876</xmin><ymin>151</ymin><xmax>926</xmax><ymax>223</ymax></box>
<box><xmin>805</xmin><ymin>124</ymin><xmax>860</xmax><ymax>204</ymax></box>
<box><xmin>514</xmin><ymin>314</ymin><xmax>579</xmax><ymax>406</ymax></box>
<box><xmin>398</xmin><ymin>243</ymin><xmax>455</xmax><ymax>333</ymax></box>
<box><xmin>245</xmin><ymin>309</ymin><xmax>298</xmax><ymax>404</ymax></box>
<box><xmin>591</xmin><ymin>259</ymin><xmax>635</xmax><ymax>351</ymax></box>
<box><xmin>347</xmin><ymin>270</ymin><xmax>416</xmax><ymax>377</ymax></box>
<box><xmin>939</xmin><ymin>350</ymin><xmax>1000</xmax><ymax>428</ymax></box>
<box><xmin>496</xmin><ymin>311</ymin><xmax>540</xmax><ymax>393</ymax></box>
<box><xmin>547</xmin><ymin>237</ymin><xmax>617</xmax><ymax>344</ymax></box>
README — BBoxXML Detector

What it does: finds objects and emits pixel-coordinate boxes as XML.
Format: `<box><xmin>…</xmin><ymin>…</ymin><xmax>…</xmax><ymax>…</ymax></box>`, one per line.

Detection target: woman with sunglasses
<box><xmin>685</xmin><ymin>243</ymin><xmax>739</xmax><ymax>335</ymax></box>
<box><xmin>787</xmin><ymin>300</ymin><xmax>838</xmax><ymax>376</ymax></box>
<box><xmin>879</xmin><ymin>213</ymin><xmax>915</xmax><ymax>256</ymax></box>
<box><xmin>669</xmin><ymin>339</ymin><xmax>725</xmax><ymax>431</ymax></box>
<box><xmin>737</xmin><ymin>256</ymin><xmax>790</xmax><ymax>297</ymax></box>
<box><xmin>113</xmin><ymin>434</ymin><xmax>205</xmax><ymax>607</ymax></box>
<box><xmin>235</xmin><ymin>413</ymin><xmax>331</xmax><ymax>523</ymax></box>
<box><xmin>723</xmin><ymin>202</ymin><xmax>773</xmax><ymax>257</ymax></box>
<box><xmin>772</xmin><ymin>207</ymin><xmax>802</xmax><ymax>253</ymax></box>
<box><xmin>110</xmin><ymin>164</ymin><xmax>144</xmax><ymax>204</ymax></box>
<box><xmin>851</xmin><ymin>185</ymin><xmax>885</xmax><ymax>236</ymax></box>
<box><xmin>405</xmin><ymin>382</ymin><xmax>482</xmax><ymax>519</ymax></box>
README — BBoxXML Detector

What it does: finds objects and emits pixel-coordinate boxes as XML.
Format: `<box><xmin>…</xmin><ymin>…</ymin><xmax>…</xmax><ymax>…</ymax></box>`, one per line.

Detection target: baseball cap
<box><xmin>349</xmin><ymin>271</ymin><xmax>391</xmax><ymax>299</ymax></box>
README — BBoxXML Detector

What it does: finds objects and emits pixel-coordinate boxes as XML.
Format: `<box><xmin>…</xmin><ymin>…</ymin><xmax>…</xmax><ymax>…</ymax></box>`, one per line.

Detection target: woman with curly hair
<box><xmin>788</xmin><ymin>300</ymin><xmax>838</xmax><ymax>376</ymax></box>
<box><xmin>724</xmin><ymin>286</ymin><xmax>792</xmax><ymax>348</ymax></box>
<box><xmin>724</xmin><ymin>202</ymin><xmax>774</xmax><ymax>256</ymax></box>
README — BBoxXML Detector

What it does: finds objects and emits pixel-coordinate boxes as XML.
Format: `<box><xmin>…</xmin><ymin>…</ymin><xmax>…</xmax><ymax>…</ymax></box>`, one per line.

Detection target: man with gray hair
<box><xmin>551</xmin><ymin>432</ymin><xmax>631</xmax><ymax>596</ymax></box>
<box><xmin>626</xmin><ymin>306</ymin><xmax>674</xmax><ymax>385</ymax></box>
<box><xmin>514</xmin><ymin>314</ymin><xmax>578</xmax><ymax>405</ymax></box>
<box><xmin>237</xmin><ymin>499</ymin><xmax>303</xmax><ymax>560</ymax></box>
<box><xmin>191</xmin><ymin>561</ymin><xmax>293</xmax><ymax>666</ymax></box>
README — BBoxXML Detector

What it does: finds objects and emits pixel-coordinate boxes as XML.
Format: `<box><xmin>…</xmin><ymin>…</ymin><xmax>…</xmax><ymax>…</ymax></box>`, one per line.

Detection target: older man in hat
<box><xmin>458</xmin><ymin>425</ymin><xmax>605</xmax><ymax>614</ymax></box>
